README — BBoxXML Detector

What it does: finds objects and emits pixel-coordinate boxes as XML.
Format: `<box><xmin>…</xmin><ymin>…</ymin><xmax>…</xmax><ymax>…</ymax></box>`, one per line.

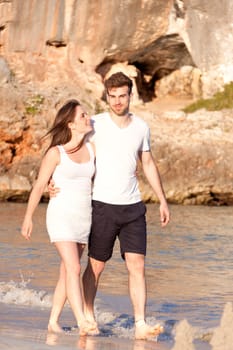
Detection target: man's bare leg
<box><xmin>82</xmin><ymin>257</ymin><xmax>105</xmax><ymax>333</ymax></box>
<box><xmin>125</xmin><ymin>252</ymin><xmax>163</xmax><ymax>340</ymax></box>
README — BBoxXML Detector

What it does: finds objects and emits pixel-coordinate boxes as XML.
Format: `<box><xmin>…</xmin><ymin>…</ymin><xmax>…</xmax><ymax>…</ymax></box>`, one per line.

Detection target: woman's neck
<box><xmin>64</xmin><ymin>134</ymin><xmax>85</xmax><ymax>153</ymax></box>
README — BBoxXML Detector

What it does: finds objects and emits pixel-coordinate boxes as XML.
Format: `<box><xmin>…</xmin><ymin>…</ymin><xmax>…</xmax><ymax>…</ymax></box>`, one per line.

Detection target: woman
<box><xmin>21</xmin><ymin>99</ymin><xmax>96</xmax><ymax>335</ymax></box>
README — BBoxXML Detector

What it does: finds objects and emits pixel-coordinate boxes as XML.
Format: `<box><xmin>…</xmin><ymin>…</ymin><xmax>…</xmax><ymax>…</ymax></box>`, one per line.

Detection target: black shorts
<box><xmin>88</xmin><ymin>200</ymin><xmax>147</xmax><ymax>262</ymax></box>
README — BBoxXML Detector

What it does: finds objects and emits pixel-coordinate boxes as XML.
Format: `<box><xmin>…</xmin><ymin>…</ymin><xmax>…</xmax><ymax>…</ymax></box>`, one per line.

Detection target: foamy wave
<box><xmin>0</xmin><ymin>280</ymin><xmax>52</xmax><ymax>307</ymax></box>
<box><xmin>94</xmin><ymin>309</ymin><xmax>168</xmax><ymax>341</ymax></box>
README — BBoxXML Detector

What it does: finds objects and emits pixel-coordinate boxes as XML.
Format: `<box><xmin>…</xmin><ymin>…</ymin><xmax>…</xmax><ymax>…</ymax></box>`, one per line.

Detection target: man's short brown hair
<box><xmin>104</xmin><ymin>72</ymin><xmax>133</xmax><ymax>95</ymax></box>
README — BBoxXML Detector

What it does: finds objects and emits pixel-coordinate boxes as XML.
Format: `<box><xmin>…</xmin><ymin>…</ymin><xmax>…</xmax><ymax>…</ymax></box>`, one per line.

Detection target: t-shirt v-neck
<box><xmin>107</xmin><ymin>113</ymin><xmax>133</xmax><ymax>131</ymax></box>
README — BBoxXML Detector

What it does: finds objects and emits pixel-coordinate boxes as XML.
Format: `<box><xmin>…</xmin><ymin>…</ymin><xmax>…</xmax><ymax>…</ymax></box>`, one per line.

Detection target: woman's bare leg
<box><xmin>48</xmin><ymin>244</ymin><xmax>85</xmax><ymax>333</ymax></box>
<box><xmin>48</xmin><ymin>261</ymin><xmax>66</xmax><ymax>333</ymax></box>
<box><xmin>54</xmin><ymin>242</ymin><xmax>95</xmax><ymax>335</ymax></box>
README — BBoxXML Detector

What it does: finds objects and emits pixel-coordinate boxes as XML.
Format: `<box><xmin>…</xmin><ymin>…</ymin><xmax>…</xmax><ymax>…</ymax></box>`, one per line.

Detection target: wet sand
<box><xmin>1</xmin><ymin>202</ymin><xmax>233</xmax><ymax>349</ymax></box>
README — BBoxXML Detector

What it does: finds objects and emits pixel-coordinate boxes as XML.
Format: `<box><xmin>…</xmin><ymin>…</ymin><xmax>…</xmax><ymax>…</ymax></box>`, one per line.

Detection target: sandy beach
<box><xmin>1</xmin><ymin>202</ymin><xmax>233</xmax><ymax>349</ymax></box>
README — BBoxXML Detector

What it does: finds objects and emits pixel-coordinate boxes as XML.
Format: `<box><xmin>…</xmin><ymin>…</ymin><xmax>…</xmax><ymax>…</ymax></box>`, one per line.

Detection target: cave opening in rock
<box><xmin>96</xmin><ymin>34</ymin><xmax>195</xmax><ymax>103</ymax></box>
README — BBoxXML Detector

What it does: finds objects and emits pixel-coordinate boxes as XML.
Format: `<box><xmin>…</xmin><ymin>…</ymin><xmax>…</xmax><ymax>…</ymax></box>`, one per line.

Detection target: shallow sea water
<box><xmin>0</xmin><ymin>202</ymin><xmax>233</xmax><ymax>350</ymax></box>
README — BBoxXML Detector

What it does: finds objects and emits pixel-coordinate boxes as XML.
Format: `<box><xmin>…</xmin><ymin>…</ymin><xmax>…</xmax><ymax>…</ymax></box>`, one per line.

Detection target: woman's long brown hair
<box><xmin>44</xmin><ymin>99</ymin><xmax>84</xmax><ymax>153</ymax></box>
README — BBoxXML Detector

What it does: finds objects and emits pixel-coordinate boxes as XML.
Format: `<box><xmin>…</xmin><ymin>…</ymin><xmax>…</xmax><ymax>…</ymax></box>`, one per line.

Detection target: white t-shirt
<box><xmin>90</xmin><ymin>112</ymin><xmax>150</xmax><ymax>204</ymax></box>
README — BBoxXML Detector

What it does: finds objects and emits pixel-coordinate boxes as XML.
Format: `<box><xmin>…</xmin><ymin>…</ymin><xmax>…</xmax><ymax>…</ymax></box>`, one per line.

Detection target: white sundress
<box><xmin>46</xmin><ymin>142</ymin><xmax>95</xmax><ymax>243</ymax></box>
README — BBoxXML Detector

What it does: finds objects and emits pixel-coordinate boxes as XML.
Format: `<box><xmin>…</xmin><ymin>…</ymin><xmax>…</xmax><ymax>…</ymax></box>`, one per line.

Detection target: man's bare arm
<box><xmin>139</xmin><ymin>150</ymin><xmax>170</xmax><ymax>226</ymax></box>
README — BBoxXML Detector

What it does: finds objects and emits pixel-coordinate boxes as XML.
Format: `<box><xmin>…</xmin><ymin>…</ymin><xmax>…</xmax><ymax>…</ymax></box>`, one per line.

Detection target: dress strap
<box><xmin>56</xmin><ymin>145</ymin><xmax>66</xmax><ymax>154</ymax></box>
<box><xmin>86</xmin><ymin>142</ymin><xmax>95</xmax><ymax>161</ymax></box>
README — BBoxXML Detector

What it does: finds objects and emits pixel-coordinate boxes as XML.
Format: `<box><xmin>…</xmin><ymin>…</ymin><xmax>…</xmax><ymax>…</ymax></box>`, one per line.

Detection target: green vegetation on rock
<box><xmin>183</xmin><ymin>82</ymin><xmax>233</xmax><ymax>113</ymax></box>
<box><xmin>25</xmin><ymin>94</ymin><xmax>44</xmax><ymax>115</ymax></box>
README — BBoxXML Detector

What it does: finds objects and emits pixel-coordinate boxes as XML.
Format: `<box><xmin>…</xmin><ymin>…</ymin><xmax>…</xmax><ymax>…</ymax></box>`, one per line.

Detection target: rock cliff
<box><xmin>0</xmin><ymin>0</ymin><xmax>233</xmax><ymax>204</ymax></box>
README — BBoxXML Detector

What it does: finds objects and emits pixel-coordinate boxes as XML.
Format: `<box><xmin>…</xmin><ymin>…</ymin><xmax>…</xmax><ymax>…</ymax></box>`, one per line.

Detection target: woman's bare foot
<box><xmin>79</xmin><ymin>320</ymin><xmax>99</xmax><ymax>336</ymax></box>
<box><xmin>84</xmin><ymin>305</ymin><xmax>100</xmax><ymax>335</ymax></box>
<box><xmin>135</xmin><ymin>320</ymin><xmax>164</xmax><ymax>340</ymax></box>
<box><xmin>48</xmin><ymin>321</ymin><xmax>64</xmax><ymax>333</ymax></box>
<box><xmin>84</xmin><ymin>314</ymin><xmax>100</xmax><ymax>335</ymax></box>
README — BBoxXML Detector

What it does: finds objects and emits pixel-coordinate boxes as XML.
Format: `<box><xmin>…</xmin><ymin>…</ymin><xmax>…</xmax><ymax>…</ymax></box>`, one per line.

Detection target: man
<box><xmin>81</xmin><ymin>72</ymin><xmax>170</xmax><ymax>340</ymax></box>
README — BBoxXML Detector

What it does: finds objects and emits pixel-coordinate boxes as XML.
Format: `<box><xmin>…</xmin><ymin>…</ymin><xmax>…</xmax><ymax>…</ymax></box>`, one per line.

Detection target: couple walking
<box><xmin>21</xmin><ymin>72</ymin><xmax>170</xmax><ymax>340</ymax></box>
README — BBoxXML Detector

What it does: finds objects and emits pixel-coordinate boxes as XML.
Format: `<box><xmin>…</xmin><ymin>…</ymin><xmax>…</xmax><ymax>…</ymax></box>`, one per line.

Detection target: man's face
<box><xmin>107</xmin><ymin>85</ymin><xmax>131</xmax><ymax>116</ymax></box>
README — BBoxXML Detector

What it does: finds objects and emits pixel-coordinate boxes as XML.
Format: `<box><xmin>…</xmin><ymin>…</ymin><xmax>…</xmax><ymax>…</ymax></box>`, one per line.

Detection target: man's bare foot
<box><xmin>48</xmin><ymin>321</ymin><xmax>64</xmax><ymax>333</ymax></box>
<box><xmin>135</xmin><ymin>321</ymin><xmax>164</xmax><ymax>340</ymax></box>
<box><xmin>79</xmin><ymin>320</ymin><xmax>99</xmax><ymax>336</ymax></box>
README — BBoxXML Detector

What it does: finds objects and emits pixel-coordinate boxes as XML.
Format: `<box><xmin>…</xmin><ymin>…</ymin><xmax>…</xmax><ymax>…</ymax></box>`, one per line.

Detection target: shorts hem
<box><xmin>88</xmin><ymin>252</ymin><xmax>111</xmax><ymax>262</ymax></box>
<box><xmin>121</xmin><ymin>249</ymin><xmax>146</xmax><ymax>260</ymax></box>
<box><xmin>123</xmin><ymin>250</ymin><xmax>146</xmax><ymax>256</ymax></box>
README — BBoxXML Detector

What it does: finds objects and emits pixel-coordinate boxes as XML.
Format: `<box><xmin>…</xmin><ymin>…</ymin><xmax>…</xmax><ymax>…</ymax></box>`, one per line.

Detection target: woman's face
<box><xmin>70</xmin><ymin>106</ymin><xmax>93</xmax><ymax>135</ymax></box>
